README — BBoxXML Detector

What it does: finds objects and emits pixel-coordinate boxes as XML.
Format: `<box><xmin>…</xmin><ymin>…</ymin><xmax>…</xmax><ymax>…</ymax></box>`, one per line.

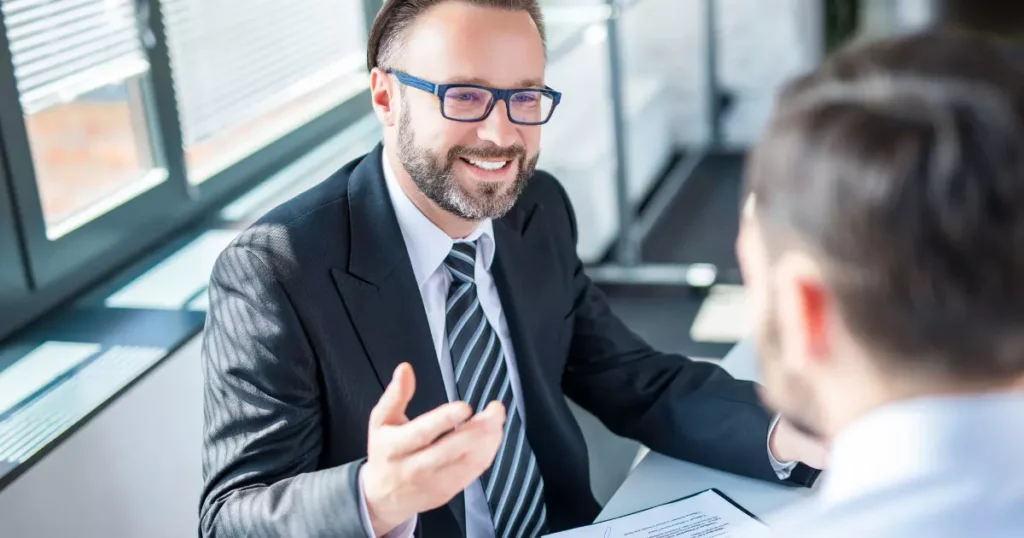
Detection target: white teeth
<box><xmin>467</xmin><ymin>159</ymin><xmax>508</xmax><ymax>171</ymax></box>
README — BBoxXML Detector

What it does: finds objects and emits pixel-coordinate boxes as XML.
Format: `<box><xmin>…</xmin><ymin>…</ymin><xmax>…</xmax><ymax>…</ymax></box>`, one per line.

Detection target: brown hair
<box><xmin>366</xmin><ymin>0</ymin><xmax>546</xmax><ymax>72</ymax></box>
<box><xmin>747</xmin><ymin>29</ymin><xmax>1024</xmax><ymax>381</ymax></box>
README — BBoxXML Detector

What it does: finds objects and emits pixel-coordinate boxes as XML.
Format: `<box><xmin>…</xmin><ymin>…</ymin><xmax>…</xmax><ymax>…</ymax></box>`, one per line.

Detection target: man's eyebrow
<box><xmin>445</xmin><ymin>76</ymin><xmax>546</xmax><ymax>88</ymax></box>
<box><xmin>514</xmin><ymin>78</ymin><xmax>546</xmax><ymax>88</ymax></box>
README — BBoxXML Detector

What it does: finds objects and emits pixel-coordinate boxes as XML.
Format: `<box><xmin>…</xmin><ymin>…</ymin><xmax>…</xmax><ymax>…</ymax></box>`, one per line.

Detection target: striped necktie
<box><xmin>444</xmin><ymin>241</ymin><xmax>548</xmax><ymax>538</ymax></box>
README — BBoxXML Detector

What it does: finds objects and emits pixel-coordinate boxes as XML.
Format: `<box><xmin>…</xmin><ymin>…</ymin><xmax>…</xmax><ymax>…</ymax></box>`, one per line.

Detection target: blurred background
<box><xmin>0</xmin><ymin>1</ymin><xmax>1018</xmax><ymax>536</ymax></box>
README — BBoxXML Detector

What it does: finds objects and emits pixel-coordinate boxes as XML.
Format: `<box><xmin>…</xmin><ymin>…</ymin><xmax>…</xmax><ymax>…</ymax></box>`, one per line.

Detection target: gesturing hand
<box><xmin>362</xmin><ymin>363</ymin><xmax>506</xmax><ymax>537</ymax></box>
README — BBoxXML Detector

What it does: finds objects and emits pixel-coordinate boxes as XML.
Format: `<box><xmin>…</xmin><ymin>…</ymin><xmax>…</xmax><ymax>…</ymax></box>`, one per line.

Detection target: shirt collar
<box><xmin>820</xmin><ymin>391</ymin><xmax>1024</xmax><ymax>507</ymax></box>
<box><xmin>382</xmin><ymin>151</ymin><xmax>495</xmax><ymax>288</ymax></box>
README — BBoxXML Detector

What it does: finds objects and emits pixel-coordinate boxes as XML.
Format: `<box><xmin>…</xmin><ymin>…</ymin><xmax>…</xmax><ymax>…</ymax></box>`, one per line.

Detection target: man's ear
<box><xmin>370</xmin><ymin>67</ymin><xmax>398</xmax><ymax>127</ymax></box>
<box><xmin>776</xmin><ymin>252</ymin><xmax>831</xmax><ymax>367</ymax></box>
<box><xmin>796</xmin><ymin>277</ymin><xmax>829</xmax><ymax>362</ymax></box>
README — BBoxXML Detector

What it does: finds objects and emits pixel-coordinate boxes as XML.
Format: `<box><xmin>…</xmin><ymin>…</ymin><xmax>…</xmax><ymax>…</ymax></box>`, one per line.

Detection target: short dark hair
<box><xmin>938</xmin><ymin>3</ymin><xmax>1024</xmax><ymax>39</ymax></box>
<box><xmin>746</xmin><ymin>29</ymin><xmax>1024</xmax><ymax>382</ymax></box>
<box><xmin>366</xmin><ymin>0</ymin><xmax>546</xmax><ymax>72</ymax></box>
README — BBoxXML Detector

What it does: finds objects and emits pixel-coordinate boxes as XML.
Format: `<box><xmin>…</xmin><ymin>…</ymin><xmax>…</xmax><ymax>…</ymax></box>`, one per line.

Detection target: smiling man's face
<box><xmin>390</xmin><ymin>2</ymin><xmax>545</xmax><ymax>220</ymax></box>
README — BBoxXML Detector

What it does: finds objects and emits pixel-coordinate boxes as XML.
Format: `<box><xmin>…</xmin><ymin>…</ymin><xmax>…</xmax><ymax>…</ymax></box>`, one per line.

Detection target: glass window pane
<box><xmin>161</xmin><ymin>0</ymin><xmax>368</xmax><ymax>183</ymax></box>
<box><xmin>1</xmin><ymin>0</ymin><xmax>166</xmax><ymax>239</ymax></box>
<box><xmin>24</xmin><ymin>78</ymin><xmax>163</xmax><ymax>237</ymax></box>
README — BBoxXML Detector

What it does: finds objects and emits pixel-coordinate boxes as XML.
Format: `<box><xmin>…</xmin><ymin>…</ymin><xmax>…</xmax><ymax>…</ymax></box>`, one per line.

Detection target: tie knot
<box><xmin>445</xmin><ymin>241</ymin><xmax>477</xmax><ymax>283</ymax></box>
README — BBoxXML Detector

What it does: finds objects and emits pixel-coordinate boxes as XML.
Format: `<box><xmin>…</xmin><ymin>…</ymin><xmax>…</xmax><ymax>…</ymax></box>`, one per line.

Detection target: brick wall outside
<box><xmin>25</xmin><ymin>100</ymin><xmax>146</xmax><ymax>228</ymax></box>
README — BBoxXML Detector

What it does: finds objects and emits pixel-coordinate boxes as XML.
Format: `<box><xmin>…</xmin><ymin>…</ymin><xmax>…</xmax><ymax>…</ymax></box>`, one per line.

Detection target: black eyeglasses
<box><xmin>387</xmin><ymin>69</ymin><xmax>561</xmax><ymax>125</ymax></box>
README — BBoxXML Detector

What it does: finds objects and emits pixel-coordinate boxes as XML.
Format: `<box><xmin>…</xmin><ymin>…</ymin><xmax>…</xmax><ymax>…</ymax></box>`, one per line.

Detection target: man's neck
<box><xmin>386</xmin><ymin>151</ymin><xmax>480</xmax><ymax>240</ymax></box>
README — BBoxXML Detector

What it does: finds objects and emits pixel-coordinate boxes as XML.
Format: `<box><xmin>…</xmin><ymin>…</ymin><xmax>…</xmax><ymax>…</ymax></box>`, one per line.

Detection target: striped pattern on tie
<box><xmin>444</xmin><ymin>241</ymin><xmax>547</xmax><ymax>538</ymax></box>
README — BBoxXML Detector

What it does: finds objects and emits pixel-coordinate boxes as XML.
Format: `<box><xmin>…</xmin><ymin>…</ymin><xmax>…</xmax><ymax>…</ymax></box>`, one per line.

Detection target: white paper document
<box><xmin>543</xmin><ymin>489</ymin><xmax>769</xmax><ymax>538</ymax></box>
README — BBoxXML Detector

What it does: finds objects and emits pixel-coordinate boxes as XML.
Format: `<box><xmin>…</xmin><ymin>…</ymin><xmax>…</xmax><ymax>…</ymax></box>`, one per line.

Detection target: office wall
<box><xmin>621</xmin><ymin>0</ymin><xmax>822</xmax><ymax>147</ymax></box>
<box><xmin>717</xmin><ymin>0</ymin><xmax>823</xmax><ymax>145</ymax></box>
<box><xmin>0</xmin><ymin>337</ymin><xmax>204</xmax><ymax>538</ymax></box>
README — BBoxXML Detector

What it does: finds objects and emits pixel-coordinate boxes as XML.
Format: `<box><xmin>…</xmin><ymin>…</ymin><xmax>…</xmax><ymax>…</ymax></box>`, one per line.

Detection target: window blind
<box><xmin>159</xmin><ymin>0</ymin><xmax>365</xmax><ymax>147</ymax></box>
<box><xmin>1</xmin><ymin>0</ymin><xmax>149</xmax><ymax>114</ymax></box>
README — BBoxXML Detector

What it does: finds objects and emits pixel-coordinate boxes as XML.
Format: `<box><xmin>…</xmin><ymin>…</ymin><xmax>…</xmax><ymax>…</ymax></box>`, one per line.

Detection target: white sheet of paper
<box><xmin>543</xmin><ymin>490</ymin><xmax>769</xmax><ymax>538</ymax></box>
<box><xmin>690</xmin><ymin>285</ymin><xmax>749</xmax><ymax>343</ymax></box>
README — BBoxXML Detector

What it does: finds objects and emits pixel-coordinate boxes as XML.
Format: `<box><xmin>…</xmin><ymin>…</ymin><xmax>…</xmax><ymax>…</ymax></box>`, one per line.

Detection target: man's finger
<box><xmin>405</xmin><ymin>401</ymin><xmax>505</xmax><ymax>472</ymax></box>
<box><xmin>427</xmin><ymin>405</ymin><xmax>507</xmax><ymax>488</ymax></box>
<box><xmin>369</xmin><ymin>363</ymin><xmax>415</xmax><ymax>428</ymax></box>
<box><xmin>381</xmin><ymin>401</ymin><xmax>473</xmax><ymax>458</ymax></box>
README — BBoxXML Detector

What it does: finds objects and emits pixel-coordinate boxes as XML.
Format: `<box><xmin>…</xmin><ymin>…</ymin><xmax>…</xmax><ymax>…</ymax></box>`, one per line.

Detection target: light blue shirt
<box><xmin>767</xmin><ymin>392</ymin><xmax>1024</xmax><ymax>537</ymax></box>
<box><xmin>360</xmin><ymin>154</ymin><xmax>794</xmax><ymax>537</ymax></box>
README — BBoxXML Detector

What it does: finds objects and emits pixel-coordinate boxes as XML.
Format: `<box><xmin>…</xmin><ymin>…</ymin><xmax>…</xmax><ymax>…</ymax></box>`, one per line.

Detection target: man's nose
<box><xmin>476</xmin><ymin>100</ymin><xmax>519</xmax><ymax>148</ymax></box>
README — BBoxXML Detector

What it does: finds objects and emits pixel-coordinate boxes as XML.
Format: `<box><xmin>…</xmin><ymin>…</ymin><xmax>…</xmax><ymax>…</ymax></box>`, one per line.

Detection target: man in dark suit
<box><xmin>198</xmin><ymin>1</ymin><xmax>822</xmax><ymax>537</ymax></box>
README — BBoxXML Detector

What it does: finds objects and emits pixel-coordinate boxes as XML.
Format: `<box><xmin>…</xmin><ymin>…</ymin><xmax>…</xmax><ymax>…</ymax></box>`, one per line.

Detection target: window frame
<box><xmin>0</xmin><ymin>149</ymin><xmax>30</xmax><ymax>333</ymax></box>
<box><xmin>0</xmin><ymin>0</ymin><xmax>375</xmax><ymax>340</ymax></box>
<box><xmin>0</xmin><ymin>4</ymin><xmax>192</xmax><ymax>289</ymax></box>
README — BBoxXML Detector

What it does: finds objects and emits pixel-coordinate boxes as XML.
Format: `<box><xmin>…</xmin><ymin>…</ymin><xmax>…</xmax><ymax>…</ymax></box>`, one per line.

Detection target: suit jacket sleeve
<box><xmin>550</xmin><ymin>182</ymin><xmax>816</xmax><ymax>487</ymax></box>
<box><xmin>199</xmin><ymin>245</ymin><xmax>369</xmax><ymax>537</ymax></box>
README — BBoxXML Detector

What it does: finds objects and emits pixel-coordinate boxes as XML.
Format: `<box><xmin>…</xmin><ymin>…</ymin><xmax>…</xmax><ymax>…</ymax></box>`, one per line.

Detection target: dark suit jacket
<box><xmin>199</xmin><ymin>144</ymin><xmax>817</xmax><ymax>537</ymax></box>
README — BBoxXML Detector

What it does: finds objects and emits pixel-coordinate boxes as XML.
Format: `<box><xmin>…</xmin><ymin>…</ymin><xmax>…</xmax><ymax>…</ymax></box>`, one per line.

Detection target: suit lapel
<box><xmin>331</xmin><ymin>144</ymin><xmax>466</xmax><ymax>536</ymax></box>
<box><xmin>492</xmin><ymin>201</ymin><xmax>566</xmax><ymax>492</ymax></box>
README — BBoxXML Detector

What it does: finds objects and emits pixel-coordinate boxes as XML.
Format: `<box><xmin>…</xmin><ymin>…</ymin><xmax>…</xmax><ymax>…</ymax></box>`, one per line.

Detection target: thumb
<box><xmin>370</xmin><ymin>363</ymin><xmax>415</xmax><ymax>428</ymax></box>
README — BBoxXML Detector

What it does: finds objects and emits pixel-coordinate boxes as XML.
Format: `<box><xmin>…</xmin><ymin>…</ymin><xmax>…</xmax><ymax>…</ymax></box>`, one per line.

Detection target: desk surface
<box><xmin>596</xmin><ymin>339</ymin><xmax>818</xmax><ymax>521</ymax></box>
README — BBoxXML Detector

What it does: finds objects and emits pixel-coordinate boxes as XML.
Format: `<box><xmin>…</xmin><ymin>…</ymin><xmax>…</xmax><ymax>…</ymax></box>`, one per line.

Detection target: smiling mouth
<box><xmin>460</xmin><ymin>157</ymin><xmax>513</xmax><ymax>173</ymax></box>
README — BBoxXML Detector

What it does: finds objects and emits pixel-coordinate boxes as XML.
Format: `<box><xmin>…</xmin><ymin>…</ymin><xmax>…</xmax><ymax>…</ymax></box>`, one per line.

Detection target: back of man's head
<box><xmin>743</xmin><ymin>28</ymin><xmax>1024</xmax><ymax>424</ymax></box>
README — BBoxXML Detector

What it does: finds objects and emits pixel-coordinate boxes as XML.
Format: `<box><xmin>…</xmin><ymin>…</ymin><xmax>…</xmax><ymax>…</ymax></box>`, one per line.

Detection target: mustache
<box><xmin>447</xmin><ymin>144</ymin><xmax>526</xmax><ymax>162</ymax></box>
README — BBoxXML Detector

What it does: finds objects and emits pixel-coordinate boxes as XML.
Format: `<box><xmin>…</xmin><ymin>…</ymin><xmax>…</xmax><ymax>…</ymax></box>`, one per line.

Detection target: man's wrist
<box><xmin>768</xmin><ymin>414</ymin><xmax>794</xmax><ymax>463</ymax></box>
<box><xmin>767</xmin><ymin>414</ymin><xmax>797</xmax><ymax>479</ymax></box>
<box><xmin>359</xmin><ymin>463</ymin><xmax>413</xmax><ymax>537</ymax></box>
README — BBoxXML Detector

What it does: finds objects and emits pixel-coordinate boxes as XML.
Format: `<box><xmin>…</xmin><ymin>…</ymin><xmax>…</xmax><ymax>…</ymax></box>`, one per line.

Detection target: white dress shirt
<box><xmin>359</xmin><ymin>153</ymin><xmax>794</xmax><ymax>537</ymax></box>
<box><xmin>767</xmin><ymin>392</ymin><xmax>1024</xmax><ymax>538</ymax></box>
<box><xmin>359</xmin><ymin>154</ymin><xmax>525</xmax><ymax>538</ymax></box>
